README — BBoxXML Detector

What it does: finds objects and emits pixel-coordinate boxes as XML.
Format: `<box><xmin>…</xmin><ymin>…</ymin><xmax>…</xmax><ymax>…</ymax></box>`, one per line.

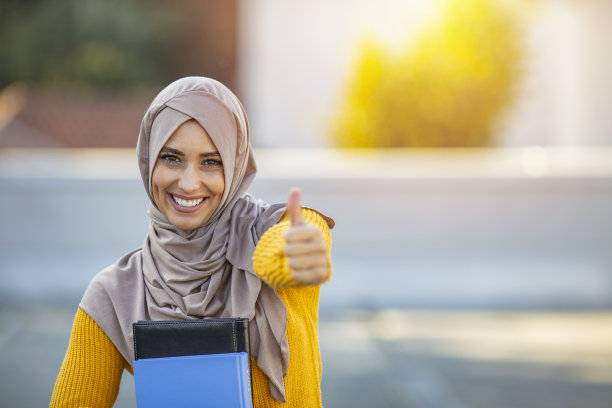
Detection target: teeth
<box><xmin>172</xmin><ymin>195</ymin><xmax>204</xmax><ymax>207</ymax></box>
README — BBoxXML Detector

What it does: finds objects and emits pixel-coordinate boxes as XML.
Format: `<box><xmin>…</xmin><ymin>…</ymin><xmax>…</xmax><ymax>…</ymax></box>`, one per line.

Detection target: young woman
<box><xmin>50</xmin><ymin>77</ymin><xmax>333</xmax><ymax>407</ymax></box>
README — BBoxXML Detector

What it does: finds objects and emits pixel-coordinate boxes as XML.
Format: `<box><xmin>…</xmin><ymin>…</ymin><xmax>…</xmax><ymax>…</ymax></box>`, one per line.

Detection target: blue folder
<box><xmin>133</xmin><ymin>352</ymin><xmax>252</xmax><ymax>408</ymax></box>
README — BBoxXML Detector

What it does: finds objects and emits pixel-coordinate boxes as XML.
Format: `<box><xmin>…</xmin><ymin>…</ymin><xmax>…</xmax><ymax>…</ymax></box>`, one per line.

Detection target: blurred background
<box><xmin>1</xmin><ymin>0</ymin><xmax>612</xmax><ymax>407</ymax></box>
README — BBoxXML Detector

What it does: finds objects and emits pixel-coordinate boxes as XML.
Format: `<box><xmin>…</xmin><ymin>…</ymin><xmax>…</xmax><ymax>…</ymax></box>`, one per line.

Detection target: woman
<box><xmin>50</xmin><ymin>77</ymin><xmax>333</xmax><ymax>407</ymax></box>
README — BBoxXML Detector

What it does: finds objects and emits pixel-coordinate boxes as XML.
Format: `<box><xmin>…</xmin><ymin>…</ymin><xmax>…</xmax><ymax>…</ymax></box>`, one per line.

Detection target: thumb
<box><xmin>287</xmin><ymin>188</ymin><xmax>305</xmax><ymax>226</ymax></box>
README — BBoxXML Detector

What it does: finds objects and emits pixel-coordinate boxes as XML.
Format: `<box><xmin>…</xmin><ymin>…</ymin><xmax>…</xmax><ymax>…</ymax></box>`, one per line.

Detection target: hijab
<box><xmin>80</xmin><ymin>77</ymin><xmax>291</xmax><ymax>401</ymax></box>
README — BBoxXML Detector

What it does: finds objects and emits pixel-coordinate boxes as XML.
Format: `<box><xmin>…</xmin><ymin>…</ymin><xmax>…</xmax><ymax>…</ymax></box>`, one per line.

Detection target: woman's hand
<box><xmin>283</xmin><ymin>189</ymin><xmax>329</xmax><ymax>286</ymax></box>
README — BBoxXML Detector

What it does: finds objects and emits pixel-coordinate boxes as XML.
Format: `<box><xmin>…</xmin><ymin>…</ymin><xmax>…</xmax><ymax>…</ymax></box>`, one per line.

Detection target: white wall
<box><xmin>498</xmin><ymin>0</ymin><xmax>612</xmax><ymax>146</ymax></box>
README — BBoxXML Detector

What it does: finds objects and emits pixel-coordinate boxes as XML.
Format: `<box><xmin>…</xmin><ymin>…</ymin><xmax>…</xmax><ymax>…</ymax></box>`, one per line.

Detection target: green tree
<box><xmin>333</xmin><ymin>0</ymin><xmax>523</xmax><ymax>147</ymax></box>
<box><xmin>0</xmin><ymin>0</ymin><xmax>178</xmax><ymax>89</ymax></box>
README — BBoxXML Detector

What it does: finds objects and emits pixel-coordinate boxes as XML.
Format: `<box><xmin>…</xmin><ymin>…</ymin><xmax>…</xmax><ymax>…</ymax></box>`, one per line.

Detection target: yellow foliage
<box><xmin>333</xmin><ymin>0</ymin><xmax>523</xmax><ymax>147</ymax></box>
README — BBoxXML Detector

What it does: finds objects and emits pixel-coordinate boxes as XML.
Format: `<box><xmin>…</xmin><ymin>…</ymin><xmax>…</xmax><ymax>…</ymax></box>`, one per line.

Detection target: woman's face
<box><xmin>151</xmin><ymin>120</ymin><xmax>225</xmax><ymax>231</ymax></box>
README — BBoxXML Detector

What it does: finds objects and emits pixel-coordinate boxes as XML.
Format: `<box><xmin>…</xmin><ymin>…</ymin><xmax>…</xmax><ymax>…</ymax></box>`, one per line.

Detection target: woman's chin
<box><xmin>168</xmin><ymin>213</ymin><xmax>208</xmax><ymax>231</ymax></box>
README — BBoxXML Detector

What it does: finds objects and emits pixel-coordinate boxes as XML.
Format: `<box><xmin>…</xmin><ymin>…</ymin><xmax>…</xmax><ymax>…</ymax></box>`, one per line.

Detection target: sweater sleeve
<box><xmin>50</xmin><ymin>308</ymin><xmax>128</xmax><ymax>408</ymax></box>
<box><xmin>253</xmin><ymin>208</ymin><xmax>332</xmax><ymax>289</ymax></box>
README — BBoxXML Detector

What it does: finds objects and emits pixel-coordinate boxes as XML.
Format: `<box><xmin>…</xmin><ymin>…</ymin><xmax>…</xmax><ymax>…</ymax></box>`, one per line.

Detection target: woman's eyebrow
<box><xmin>200</xmin><ymin>152</ymin><xmax>221</xmax><ymax>158</ymax></box>
<box><xmin>160</xmin><ymin>147</ymin><xmax>184</xmax><ymax>156</ymax></box>
<box><xmin>160</xmin><ymin>147</ymin><xmax>220</xmax><ymax>158</ymax></box>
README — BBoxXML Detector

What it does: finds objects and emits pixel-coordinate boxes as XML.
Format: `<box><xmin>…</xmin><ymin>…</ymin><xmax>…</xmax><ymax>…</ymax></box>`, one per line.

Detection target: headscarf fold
<box><xmin>80</xmin><ymin>77</ymin><xmax>291</xmax><ymax>401</ymax></box>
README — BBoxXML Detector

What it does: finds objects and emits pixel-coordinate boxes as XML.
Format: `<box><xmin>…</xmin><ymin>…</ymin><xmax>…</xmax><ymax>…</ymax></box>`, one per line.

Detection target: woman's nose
<box><xmin>178</xmin><ymin>166</ymin><xmax>201</xmax><ymax>193</ymax></box>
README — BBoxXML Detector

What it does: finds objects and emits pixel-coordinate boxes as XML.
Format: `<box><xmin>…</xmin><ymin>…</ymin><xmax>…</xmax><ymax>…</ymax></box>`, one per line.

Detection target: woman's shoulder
<box><xmin>81</xmin><ymin>248</ymin><xmax>143</xmax><ymax>305</ymax></box>
<box><xmin>235</xmin><ymin>194</ymin><xmax>334</xmax><ymax>229</ymax></box>
<box><xmin>229</xmin><ymin>194</ymin><xmax>285</xmax><ymax>233</ymax></box>
<box><xmin>300</xmin><ymin>207</ymin><xmax>335</xmax><ymax>229</ymax></box>
<box><xmin>91</xmin><ymin>248</ymin><xmax>142</xmax><ymax>284</ymax></box>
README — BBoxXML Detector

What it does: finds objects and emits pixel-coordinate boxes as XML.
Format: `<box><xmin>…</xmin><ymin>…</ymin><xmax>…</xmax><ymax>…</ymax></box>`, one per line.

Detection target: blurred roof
<box><xmin>0</xmin><ymin>83</ymin><xmax>153</xmax><ymax>148</ymax></box>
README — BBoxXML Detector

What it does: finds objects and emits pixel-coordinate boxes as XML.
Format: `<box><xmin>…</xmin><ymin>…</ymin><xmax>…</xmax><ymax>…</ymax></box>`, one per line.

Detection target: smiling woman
<box><xmin>151</xmin><ymin>120</ymin><xmax>225</xmax><ymax>231</ymax></box>
<box><xmin>50</xmin><ymin>77</ymin><xmax>334</xmax><ymax>408</ymax></box>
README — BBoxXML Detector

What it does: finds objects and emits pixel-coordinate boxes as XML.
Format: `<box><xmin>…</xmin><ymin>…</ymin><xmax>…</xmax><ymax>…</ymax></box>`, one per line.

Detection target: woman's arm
<box><xmin>253</xmin><ymin>204</ymin><xmax>332</xmax><ymax>290</ymax></box>
<box><xmin>50</xmin><ymin>308</ymin><xmax>127</xmax><ymax>407</ymax></box>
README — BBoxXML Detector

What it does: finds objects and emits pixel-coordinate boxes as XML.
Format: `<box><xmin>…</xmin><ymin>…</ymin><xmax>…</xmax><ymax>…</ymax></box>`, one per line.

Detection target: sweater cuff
<box><xmin>253</xmin><ymin>208</ymin><xmax>332</xmax><ymax>289</ymax></box>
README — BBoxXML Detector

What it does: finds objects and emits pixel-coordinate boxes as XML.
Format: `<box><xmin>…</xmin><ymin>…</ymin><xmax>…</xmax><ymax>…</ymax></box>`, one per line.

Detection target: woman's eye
<box><xmin>160</xmin><ymin>154</ymin><xmax>181</xmax><ymax>164</ymax></box>
<box><xmin>203</xmin><ymin>159</ymin><xmax>223</xmax><ymax>167</ymax></box>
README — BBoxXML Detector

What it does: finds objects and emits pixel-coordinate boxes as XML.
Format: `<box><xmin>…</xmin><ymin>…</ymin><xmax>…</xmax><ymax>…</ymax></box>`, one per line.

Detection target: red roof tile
<box><xmin>0</xmin><ymin>85</ymin><xmax>154</xmax><ymax>148</ymax></box>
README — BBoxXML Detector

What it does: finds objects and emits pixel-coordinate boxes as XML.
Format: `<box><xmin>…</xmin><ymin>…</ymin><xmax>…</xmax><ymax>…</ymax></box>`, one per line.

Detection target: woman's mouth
<box><xmin>172</xmin><ymin>195</ymin><xmax>204</xmax><ymax>207</ymax></box>
<box><xmin>168</xmin><ymin>194</ymin><xmax>206</xmax><ymax>213</ymax></box>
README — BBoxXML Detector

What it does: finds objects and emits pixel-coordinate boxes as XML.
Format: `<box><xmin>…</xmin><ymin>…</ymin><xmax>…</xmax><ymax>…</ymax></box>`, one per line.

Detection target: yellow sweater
<box><xmin>50</xmin><ymin>209</ymin><xmax>332</xmax><ymax>407</ymax></box>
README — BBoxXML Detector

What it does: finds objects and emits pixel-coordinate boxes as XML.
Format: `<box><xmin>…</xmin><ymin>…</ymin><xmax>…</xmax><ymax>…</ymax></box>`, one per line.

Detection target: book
<box><xmin>133</xmin><ymin>352</ymin><xmax>252</xmax><ymax>407</ymax></box>
<box><xmin>132</xmin><ymin>318</ymin><xmax>253</xmax><ymax>408</ymax></box>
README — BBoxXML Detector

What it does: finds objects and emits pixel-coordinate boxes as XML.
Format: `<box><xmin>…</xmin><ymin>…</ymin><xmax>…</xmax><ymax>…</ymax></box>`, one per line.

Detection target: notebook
<box><xmin>132</xmin><ymin>318</ymin><xmax>253</xmax><ymax>408</ymax></box>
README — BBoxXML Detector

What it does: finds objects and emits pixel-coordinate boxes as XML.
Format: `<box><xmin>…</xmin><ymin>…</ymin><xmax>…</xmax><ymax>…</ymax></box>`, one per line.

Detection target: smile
<box><xmin>172</xmin><ymin>195</ymin><xmax>204</xmax><ymax>207</ymax></box>
<box><xmin>167</xmin><ymin>193</ymin><xmax>207</xmax><ymax>213</ymax></box>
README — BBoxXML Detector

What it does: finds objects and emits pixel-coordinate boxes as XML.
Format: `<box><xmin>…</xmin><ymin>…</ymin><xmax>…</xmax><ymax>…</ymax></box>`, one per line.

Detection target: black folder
<box><xmin>133</xmin><ymin>318</ymin><xmax>250</xmax><ymax>360</ymax></box>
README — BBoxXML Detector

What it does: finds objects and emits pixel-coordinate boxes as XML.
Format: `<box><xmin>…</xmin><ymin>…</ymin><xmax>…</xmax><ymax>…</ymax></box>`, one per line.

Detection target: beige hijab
<box><xmin>80</xmin><ymin>77</ymin><xmax>291</xmax><ymax>401</ymax></box>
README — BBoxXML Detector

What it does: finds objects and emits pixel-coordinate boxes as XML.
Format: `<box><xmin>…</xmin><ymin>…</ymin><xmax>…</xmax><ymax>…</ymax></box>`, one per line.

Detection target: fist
<box><xmin>283</xmin><ymin>188</ymin><xmax>328</xmax><ymax>286</ymax></box>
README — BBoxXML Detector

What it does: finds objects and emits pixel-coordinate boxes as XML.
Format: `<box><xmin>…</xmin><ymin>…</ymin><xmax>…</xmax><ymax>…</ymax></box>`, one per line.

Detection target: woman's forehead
<box><xmin>163</xmin><ymin>120</ymin><xmax>218</xmax><ymax>153</ymax></box>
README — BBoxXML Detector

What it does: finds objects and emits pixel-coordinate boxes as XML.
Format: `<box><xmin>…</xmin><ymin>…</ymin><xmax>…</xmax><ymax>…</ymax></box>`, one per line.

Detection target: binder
<box><xmin>132</xmin><ymin>318</ymin><xmax>253</xmax><ymax>408</ymax></box>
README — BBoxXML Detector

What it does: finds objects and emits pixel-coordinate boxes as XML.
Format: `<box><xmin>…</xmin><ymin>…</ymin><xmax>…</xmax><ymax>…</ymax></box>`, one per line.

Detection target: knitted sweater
<box><xmin>50</xmin><ymin>208</ymin><xmax>332</xmax><ymax>407</ymax></box>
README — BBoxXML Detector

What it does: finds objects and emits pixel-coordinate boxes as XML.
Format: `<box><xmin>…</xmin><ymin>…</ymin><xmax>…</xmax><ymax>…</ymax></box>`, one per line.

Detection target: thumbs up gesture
<box><xmin>284</xmin><ymin>188</ymin><xmax>329</xmax><ymax>286</ymax></box>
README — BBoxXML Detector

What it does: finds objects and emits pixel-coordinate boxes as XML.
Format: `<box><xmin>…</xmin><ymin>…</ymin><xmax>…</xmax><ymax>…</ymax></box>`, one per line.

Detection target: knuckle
<box><xmin>284</xmin><ymin>230</ymin><xmax>296</xmax><ymax>241</ymax></box>
<box><xmin>283</xmin><ymin>245</ymin><xmax>295</xmax><ymax>256</ymax></box>
<box><xmin>288</xmin><ymin>258</ymin><xmax>302</xmax><ymax>270</ymax></box>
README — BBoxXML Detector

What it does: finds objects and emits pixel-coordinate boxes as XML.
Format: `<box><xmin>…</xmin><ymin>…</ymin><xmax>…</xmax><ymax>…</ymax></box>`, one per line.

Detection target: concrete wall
<box><xmin>2</xmin><ymin>148</ymin><xmax>611</xmax><ymax>309</ymax></box>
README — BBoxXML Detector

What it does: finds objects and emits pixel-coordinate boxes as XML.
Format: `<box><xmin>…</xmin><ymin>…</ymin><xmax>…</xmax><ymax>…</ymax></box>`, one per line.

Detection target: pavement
<box><xmin>319</xmin><ymin>309</ymin><xmax>612</xmax><ymax>408</ymax></box>
<box><xmin>1</xmin><ymin>302</ymin><xmax>611</xmax><ymax>408</ymax></box>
